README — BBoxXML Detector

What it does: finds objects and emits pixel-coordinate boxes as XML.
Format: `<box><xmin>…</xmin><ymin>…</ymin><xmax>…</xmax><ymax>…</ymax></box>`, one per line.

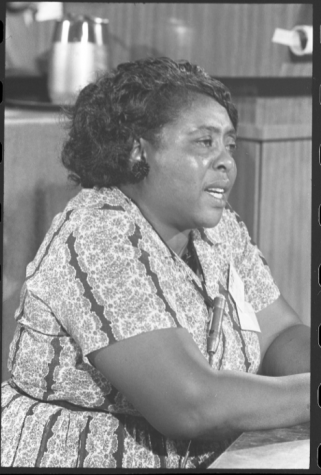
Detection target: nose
<box><xmin>212</xmin><ymin>149</ymin><xmax>235</xmax><ymax>173</ymax></box>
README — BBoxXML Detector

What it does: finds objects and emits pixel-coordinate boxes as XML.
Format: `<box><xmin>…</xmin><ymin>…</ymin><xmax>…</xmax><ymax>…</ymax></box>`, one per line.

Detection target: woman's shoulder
<box><xmin>29</xmin><ymin>187</ymin><xmax>133</xmax><ymax>267</ymax></box>
<box><xmin>65</xmin><ymin>187</ymin><xmax>129</xmax><ymax>212</ymax></box>
<box><xmin>63</xmin><ymin>187</ymin><xmax>131</xmax><ymax>224</ymax></box>
<box><xmin>60</xmin><ymin>187</ymin><xmax>137</xmax><ymax>247</ymax></box>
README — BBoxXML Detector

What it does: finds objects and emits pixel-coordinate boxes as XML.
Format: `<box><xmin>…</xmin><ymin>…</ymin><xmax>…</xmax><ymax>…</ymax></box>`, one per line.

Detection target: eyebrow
<box><xmin>189</xmin><ymin>125</ymin><xmax>236</xmax><ymax>136</ymax></box>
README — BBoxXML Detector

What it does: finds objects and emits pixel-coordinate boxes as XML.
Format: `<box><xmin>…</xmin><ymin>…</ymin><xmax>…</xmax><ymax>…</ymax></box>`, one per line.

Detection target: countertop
<box><xmin>209</xmin><ymin>422</ymin><xmax>310</xmax><ymax>469</ymax></box>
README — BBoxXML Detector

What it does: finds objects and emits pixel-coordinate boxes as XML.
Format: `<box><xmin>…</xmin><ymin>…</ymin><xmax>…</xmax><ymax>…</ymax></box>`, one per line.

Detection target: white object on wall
<box><xmin>272</xmin><ymin>25</ymin><xmax>313</xmax><ymax>56</ymax></box>
<box><xmin>35</xmin><ymin>2</ymin><xmax>63</xmax><ymax>22</ymax></box>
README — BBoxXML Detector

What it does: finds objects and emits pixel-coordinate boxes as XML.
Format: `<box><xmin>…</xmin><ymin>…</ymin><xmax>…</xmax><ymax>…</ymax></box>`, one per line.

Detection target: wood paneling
<box><xmin>234</xmin><ymin>97</ymin><xmax>312</xmax><ymax>126</ymax></box>
<box><xmin>229</xmin><ymin>125</ymin><xmax>311</xmax><ymax>325</ymax></box>
<box><xmin>259</xmin><ymin>139</ymin><xmax>311</xmax><ymax>324</ymax></box>
<box><xmin>6</xmin><ymin>3</ymin><xmax>311</xmax><ymax>77</ymax></box>
<box><xmin>64</xmin><ymin>3</ymin><xmax>312</xmax><ymax>77</ymax></box>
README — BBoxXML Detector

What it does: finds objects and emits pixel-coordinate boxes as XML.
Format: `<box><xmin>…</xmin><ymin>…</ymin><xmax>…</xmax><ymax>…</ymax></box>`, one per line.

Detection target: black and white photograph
<box><xmin>1</xmin><ymin>2</ymin><xmax>318</xmax><ymax>471</ymax></box>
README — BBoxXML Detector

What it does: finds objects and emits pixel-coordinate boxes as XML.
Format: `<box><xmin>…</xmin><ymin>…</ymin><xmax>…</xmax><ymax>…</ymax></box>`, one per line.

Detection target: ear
<box><xmin>129</xmin><ymin>138</ymin><xmax>150</xmax><ymax>182</ymax></box>
<box><xmin>129</xmin><ymin>138</ymin><xmax>148</xmax><ymax>165</ymax></box>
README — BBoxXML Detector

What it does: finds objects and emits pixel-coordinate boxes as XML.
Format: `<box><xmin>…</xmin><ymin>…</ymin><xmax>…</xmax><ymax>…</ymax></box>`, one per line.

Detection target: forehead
<box><xmin>167</xmin><ymin>94</ymin><xmax>235</xmax><ymax>134</ymax></box>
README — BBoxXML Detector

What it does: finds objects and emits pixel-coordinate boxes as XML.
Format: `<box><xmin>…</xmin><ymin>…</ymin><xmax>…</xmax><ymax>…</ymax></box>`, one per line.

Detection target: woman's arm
<box><xmin>257</xmin><ymin>295</ymin><xmax>310</xmax><ymax>376</ymax></box>
<box><xmin>88</xmin><ymin>327</ymin><xmax>310</xmax><ymax>442</ymax></box>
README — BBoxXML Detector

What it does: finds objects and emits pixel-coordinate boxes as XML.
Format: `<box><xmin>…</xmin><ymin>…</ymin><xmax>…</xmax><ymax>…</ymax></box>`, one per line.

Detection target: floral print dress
<box><xmin>1</xmin><ymin>186</ymin><xmax>280</xmax><ymax>468</ymax></box>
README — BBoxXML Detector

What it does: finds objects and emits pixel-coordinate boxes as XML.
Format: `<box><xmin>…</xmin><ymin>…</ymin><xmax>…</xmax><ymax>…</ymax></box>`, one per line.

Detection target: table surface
<box><xmin>209</xmin><ymin>422</ymin><xmax>310</xmax><ymax>469</ymax></box>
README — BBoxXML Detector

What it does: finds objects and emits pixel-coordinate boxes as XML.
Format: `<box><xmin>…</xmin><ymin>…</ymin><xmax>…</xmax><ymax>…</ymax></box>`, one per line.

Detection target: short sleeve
<box><xmin>58</xmin><ymin>208</ymin><xmax>178</xmax><ymax>360</ymax></box>
<box><xmin>228</xmin><ymin>210</ymin><xmax>280</xmax><ymax>313</ymax></box>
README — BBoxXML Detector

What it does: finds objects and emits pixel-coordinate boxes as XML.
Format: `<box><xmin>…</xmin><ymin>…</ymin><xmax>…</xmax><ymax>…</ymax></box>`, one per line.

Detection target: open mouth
<box><xmin>205</xmin><ymin>187</ymin><xmax>225</xmax><ymax>200</ymax></box>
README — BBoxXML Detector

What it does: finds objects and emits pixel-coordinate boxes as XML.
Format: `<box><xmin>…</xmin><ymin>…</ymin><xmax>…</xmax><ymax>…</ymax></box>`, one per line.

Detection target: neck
<box><xmin>119</xmin><ymin>184</ymin><xmax>191</xmax><ymax>256</ymax></box>
<box><xmin>166</xmin><ymin>232</ymin><xmax>190</xmax><ymax>257</ymax></box>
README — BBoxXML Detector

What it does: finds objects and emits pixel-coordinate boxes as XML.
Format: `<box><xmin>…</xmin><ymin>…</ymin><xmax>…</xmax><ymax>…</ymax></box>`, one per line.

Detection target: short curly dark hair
<box><xmin>61</xmin><ymin>57</ymin><xmax>238</xmax><ymax>188</ymax></box>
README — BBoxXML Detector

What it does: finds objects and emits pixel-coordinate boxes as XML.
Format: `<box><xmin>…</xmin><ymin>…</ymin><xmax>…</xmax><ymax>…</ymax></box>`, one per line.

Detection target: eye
<box><xmin>198</xmin><ymin>138</ymin><xmax>213</xmax><ymax>147</ymax></box>
<box><xmin>226</xmin><ymin>141</ymin><xmax>237</xmax><ymax>155</ymax></box>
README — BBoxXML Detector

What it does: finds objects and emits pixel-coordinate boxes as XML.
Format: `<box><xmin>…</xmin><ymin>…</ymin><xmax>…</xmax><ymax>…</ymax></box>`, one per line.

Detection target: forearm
<box><xmin>193</xmin><ymin>370</ymin><xmax>310</xmax><ymax>441</ymax></box>
<box><xmin>260</xmin><ymin>324</ymin><xmax>310</xmax><ymax>376</ymax></box>
<box><xmin>90</xmin><ymin>327</ymin><xmax>310</xmax><ymax>441</ymax></box>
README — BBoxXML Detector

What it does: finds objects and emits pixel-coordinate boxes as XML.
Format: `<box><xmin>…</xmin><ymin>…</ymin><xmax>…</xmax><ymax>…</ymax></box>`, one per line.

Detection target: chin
<box><xmin>197</xmin><ymin>211</ymin><xmax>223</xmax><ymax>229</ymax></box>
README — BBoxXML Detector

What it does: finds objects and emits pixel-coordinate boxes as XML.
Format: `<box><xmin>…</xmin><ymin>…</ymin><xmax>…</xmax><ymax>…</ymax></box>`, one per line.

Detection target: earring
<box><xmin>131</xmin><ymin>154</ymin><xmax>150</xmax><ymax>182</ymax></box>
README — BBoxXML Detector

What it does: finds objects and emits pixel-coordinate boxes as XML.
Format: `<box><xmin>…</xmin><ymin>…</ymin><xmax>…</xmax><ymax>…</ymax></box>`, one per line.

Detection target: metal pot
<box><xmin>48</xmin><ymin>14</ymin><xmax>111</xmax><ymax>104</ymax></box>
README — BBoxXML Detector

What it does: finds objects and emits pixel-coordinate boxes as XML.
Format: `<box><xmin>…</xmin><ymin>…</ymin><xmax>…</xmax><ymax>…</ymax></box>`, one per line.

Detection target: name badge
<box><xmin>228</xmin><ymin>263</ymin><xmax>245</xmax><ymax>310</ymax></box>
<box><xmin>236</xmin><ymin>301</ymin><xmax>261</xmax><ymax>333</ymax></box>
<box><xmin>229</xmin><ymin>263</ymin><xmax>261</xmax><ymax>333</ymax></box>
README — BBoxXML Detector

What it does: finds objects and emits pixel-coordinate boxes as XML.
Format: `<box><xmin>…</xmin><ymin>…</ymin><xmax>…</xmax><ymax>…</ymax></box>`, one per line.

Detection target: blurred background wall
<box><xmin>3</xmin><ymin>3</ymin><xmax>312</xmax><ymax>381</ymax></box>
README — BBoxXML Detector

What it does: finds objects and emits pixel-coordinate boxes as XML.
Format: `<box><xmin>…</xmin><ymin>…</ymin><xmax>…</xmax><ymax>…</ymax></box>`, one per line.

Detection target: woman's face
<box><xmin>136</xmin><ymin>94</ymin><xmax>237</xmax><ymax>237</ymax></box>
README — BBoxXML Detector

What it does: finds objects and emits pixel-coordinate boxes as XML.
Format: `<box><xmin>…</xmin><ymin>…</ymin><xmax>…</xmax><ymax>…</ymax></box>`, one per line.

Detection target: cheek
<box><xmin>230</xmin><ymin>162</ymin><xmax>237</xmax><ymax>185</ymax></box>
<box><xmin>167</xmin><ymin>158</ymin><xmax>201</xmax><ymax>183</ymax></box>
<box><xmin>225</xmin><ymin>164</ymin><xmax>237</xmax><ymax>199</ymax></box>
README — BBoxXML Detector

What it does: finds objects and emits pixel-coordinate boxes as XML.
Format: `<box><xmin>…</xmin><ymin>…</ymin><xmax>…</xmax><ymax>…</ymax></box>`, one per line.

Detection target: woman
<box><xmin>1</xmin><ymin>57</ymin><xmax>310</xmax><ymax>468</ymax></box>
